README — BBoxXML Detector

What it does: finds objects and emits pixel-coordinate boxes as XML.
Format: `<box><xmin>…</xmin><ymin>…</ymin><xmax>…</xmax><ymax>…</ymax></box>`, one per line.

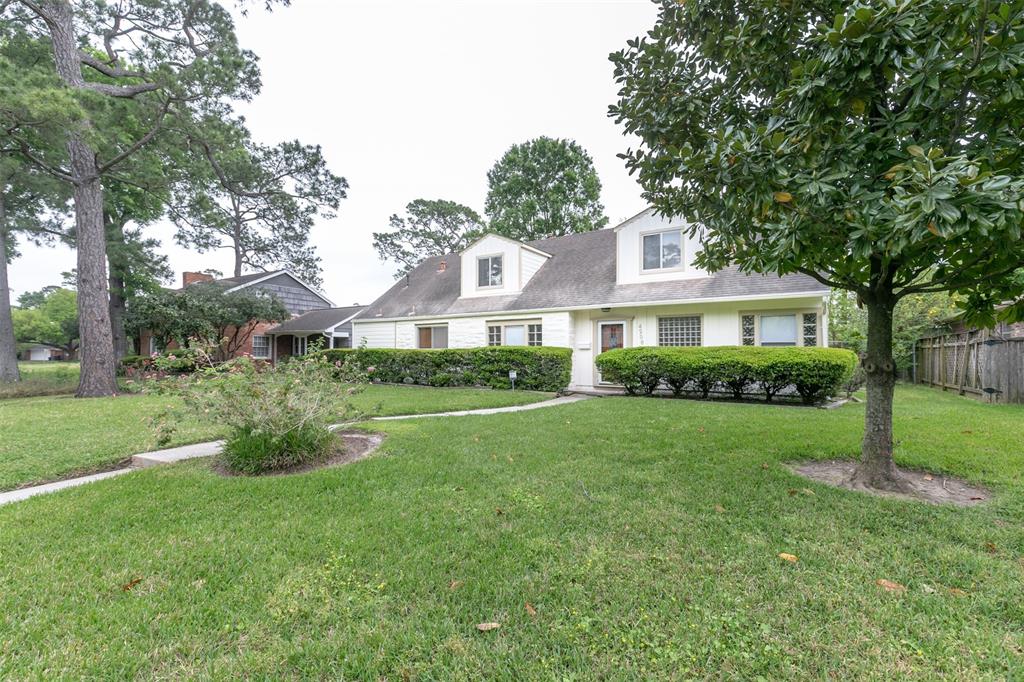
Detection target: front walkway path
<box><xmin>0</xmin><ymin>394</ymin><xmax>592</xmax><ymax>507</ymax></box>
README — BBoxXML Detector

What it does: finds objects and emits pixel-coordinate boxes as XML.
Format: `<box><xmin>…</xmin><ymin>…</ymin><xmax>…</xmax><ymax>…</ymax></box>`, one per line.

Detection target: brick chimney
<box><xmin>182</xmin><ymin>271</ymin><xmax>215</xmax><ymax>287</ymax></box>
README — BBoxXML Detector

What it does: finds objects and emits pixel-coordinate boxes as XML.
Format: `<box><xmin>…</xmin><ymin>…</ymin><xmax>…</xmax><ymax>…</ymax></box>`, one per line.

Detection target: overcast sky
<box><xmin>9</xmin><ymin>0</ymin><xmax>658</xmax><ymax>307</ymax></box>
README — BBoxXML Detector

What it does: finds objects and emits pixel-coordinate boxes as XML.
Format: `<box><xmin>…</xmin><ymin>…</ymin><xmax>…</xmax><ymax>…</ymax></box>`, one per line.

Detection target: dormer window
<box><xmin>477</xmin><ymin>255</ymin><xmax>503</xmax><ymax>288</ymax></box>
<box><xmin>642</xmin><ymin>229</ymin><xmax>683</xmax><ymax>271</ymax></box>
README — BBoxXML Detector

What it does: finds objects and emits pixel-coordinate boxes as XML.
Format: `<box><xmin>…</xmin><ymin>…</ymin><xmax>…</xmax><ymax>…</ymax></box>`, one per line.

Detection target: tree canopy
<box><xmin>126</xmin><ymin>283</ymin><xmax>287</xmax><ymax>360</ymax></box>
<box><xmin>13</xmin><ymin>286</ymin><xmax>78</xmax><ymax>354</ymax></box>
<box><xmin>2</xmin><ymin>0</ymin><xmax>280</xmax><ymax>396</ymax></box>
<box><xmin>172</xmin><ymin>118</ymin><xmax>347</xmax><ymax>287</ymax></box>
<box><xmin>373</xmin><ymin>199</ymin><xmax>485</xmax><ymax>277</ymax></box>
<box><xmin>485</xmin><ymin>137</ymin><xmax>608</xmax><ymax>241</ymax></box>
<box><xmin>611</xmin><ymin>0</ymin><xmax>1024</xmax><ymax>491</ymax></box>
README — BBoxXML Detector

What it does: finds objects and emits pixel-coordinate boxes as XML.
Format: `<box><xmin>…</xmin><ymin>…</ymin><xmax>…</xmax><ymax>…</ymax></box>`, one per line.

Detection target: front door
<box><xmin>596</xmin><ymin>321</ymin><xmax>626</xmax><ymax>384</ymax></box>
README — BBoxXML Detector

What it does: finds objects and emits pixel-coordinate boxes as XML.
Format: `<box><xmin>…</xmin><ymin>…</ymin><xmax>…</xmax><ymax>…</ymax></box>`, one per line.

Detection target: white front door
<box><xmin>595</xmin><ymin>320</ymin><xmax>626</xmax><ymax>384</ymax></box>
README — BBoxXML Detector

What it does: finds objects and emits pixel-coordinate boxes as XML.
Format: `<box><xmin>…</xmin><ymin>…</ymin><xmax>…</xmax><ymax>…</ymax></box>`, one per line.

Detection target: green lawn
<box><xmin>0</xmin><ymin>386</ymin><xmax>1021</xmax><ymax>678</ymax></box>
<box><xmin>350</xmin><ymin>383</ymin><xmax>551</xmax><ymax>417</ymax></box>
<box><xmin>0</xmin><ymin>362</ymin><xmax>81</xmax><ymax>399</ymax></box>
<box><xmin>0</xmin><ymin>384</ymin><xmax>551</xmax><ymax>491</ymax></box>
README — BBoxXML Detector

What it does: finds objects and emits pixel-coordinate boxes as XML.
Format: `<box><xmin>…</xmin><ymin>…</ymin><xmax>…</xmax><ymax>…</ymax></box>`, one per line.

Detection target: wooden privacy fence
<box><xmin>914</xmin><ymin>329</ymin><xmax>1024</xmax><ymax>403</ymax></box>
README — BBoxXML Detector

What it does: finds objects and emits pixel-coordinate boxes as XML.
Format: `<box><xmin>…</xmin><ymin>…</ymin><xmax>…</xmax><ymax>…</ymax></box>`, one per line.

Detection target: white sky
<box><xmin>8</xmin><ymin>0</ymin><xmax>658</xmax><ymax>307</ymax></box>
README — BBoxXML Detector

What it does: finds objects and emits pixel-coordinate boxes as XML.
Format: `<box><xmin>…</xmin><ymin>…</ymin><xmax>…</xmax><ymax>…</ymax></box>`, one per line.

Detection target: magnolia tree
<box><xmin>611</xmin><ymin>0</ymin><xmax>1024</xmax><ymax>492</ymax></box>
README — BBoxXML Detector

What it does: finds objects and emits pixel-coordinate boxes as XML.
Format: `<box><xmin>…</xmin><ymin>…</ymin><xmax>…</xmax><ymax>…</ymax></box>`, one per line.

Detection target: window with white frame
<box><xmin>292</xmin><ymin>335</ymin><xmax>308</xmax><ymax>356</ymax></box>
<box><xmin>252</xmin><ymin>335</ymin><xmax>271</xmax><ymax>359</ymax></box>
<box><xmin>658</xmin><ymin>316</ymin><xmax>702</xmax><ymax>346</ymax></box>
<box><xmin>417</xmin><ymin>325</ymin><xmax>448</xmax><ymax>349</ymax></box>
<box><xmin>527</xmin><ymin>324</ymin><xmax>543</xmax><ymax>346</ymax></box>
<box><xmin>484</xmin><ymin>321</ymin><xmax>543</xmax><ymax>346</ymax></box>
<box><xmin>642</xmin><ymin>229</ymin><xmax>683</xmax><ymax>271</ymax></box>
<box><xmin>487</xmin><ymin>325</ymin><xmax>502</xmax><ymax>346</ymax></box>
<box><xmin>740</xmin><ymin>312</ymin><xmax>819</xmax><ymax>347</ymax></box>
<box><xmin>477</xmin><ymin>255</ymin><xmax>503</xmax><ymax>288</ymax></box>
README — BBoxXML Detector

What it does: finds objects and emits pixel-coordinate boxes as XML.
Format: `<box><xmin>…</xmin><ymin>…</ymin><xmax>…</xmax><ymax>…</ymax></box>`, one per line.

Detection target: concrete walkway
<box><xmin>370</xmin><ymin>394</ymin><xmax>591</xmax><ymax>421</ymax></box>
<box><xmin>0</xmin><ymin>393</ymin><xmax>592</xmax><ymax>507</ymax></box>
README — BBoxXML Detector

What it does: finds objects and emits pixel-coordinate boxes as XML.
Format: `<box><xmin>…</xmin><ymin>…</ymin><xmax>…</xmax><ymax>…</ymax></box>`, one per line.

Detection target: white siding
<box><xmin>451</xmin><ymin>317</ymin><xmax>488</xmax><ymax>347</ymax></box>
<box><xmin>521</xmin><ymin>249</ymin><xmax>547</xmax><ymax>288</ymax></box>
<box><xmin>352</xmin><ymin>321</ymin><xmax>397</xmax><ymax>348</ymax></box>
<box><xmin>458</xmin><ymin>234</ymin><xmax>551</xmax><ymax>299</ymax></box>
<box><xmin>395</xmin><ymin>321</ymin><xmax>416</xmax><ymax>348</ymax></box>
<box><xmin>615</xmin><ymin>209</ymin><xmax>707</xmax><ymax>285</ymax></box>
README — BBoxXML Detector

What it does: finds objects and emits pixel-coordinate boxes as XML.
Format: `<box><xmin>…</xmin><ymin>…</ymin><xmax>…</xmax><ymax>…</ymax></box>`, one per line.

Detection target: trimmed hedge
<box><xmin>595</xmin><ymin>346</ymin><xmax>857</xmax><ymax>404</ymax></box>
<box><xmin>320</xmin><ymin>346</ymin><xmax>572</xmax><ymax>392</ymax></box>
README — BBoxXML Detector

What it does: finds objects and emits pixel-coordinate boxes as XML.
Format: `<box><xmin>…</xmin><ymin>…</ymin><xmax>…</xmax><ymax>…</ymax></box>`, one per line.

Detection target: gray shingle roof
<box><xmin>361</xmin><ymin>228</ymin><xmax>827</xmax><ymax>320</ymax></box>
<box><xmin>267</xmin><ymin>306</ymin><xmax>365</xmax><ymax>334</ymax></box>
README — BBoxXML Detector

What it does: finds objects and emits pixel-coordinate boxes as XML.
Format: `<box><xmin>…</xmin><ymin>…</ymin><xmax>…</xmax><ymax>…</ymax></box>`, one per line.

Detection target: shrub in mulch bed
<box><xmin>595</xmin><ymin>346</ymin><xmax>857</xmax><ymax>404</ymax></box>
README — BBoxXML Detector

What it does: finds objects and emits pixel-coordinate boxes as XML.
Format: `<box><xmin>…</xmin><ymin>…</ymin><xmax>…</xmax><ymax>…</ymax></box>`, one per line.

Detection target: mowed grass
<box><xmin>349</xmin><ymin>383</ymin><xmax>551</xmax><ymax>417</ymax></box>
<box><xmin>0</xmin><ymin>362</ymin><xmax>81</xmax><ymax>399</ymax></box>
<box><xmin>0</xmin><ymin>386</ymin><xmax>1021</xmax><ymax>679</ymax></box>
<box><xmin>0</xmin><ymin>384</ymin><xmax>551</xmax><ymax>491</ymax></box>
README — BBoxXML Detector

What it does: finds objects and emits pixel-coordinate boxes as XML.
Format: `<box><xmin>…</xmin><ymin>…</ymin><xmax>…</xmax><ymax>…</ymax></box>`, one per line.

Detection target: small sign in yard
<box><xmin>509</xmin><ymin>369</ymin><xmax>517</xmax><ymax>390</ymax></box>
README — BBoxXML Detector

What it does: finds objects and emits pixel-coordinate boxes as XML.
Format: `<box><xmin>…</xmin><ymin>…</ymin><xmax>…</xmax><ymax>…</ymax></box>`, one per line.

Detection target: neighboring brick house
<box><xmin>265</xmin><ymin>305</ymin><xmax>366</xmax><ymax>362</ymax></box>
<box><xmin>140</xmin><ymin>270</ymin><xmax>336</xmax><ymax>362</ymax></box>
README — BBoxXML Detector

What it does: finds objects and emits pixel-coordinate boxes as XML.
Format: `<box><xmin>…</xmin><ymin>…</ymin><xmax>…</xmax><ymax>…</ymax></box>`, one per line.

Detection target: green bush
<box><xmin>147</xmin><ymin>355</ymin><xmax>366</xmax><ymax>475</ymax></box>
<box><xmin>596</xmin><ymin>346</ymin><xmax>857</xmax><ymax>404</ymax></box>
<box><xmin>321</xmin><ymin>346</ymin><xmax>572</xmax><ymax>392</ymax></box>
<box><xmin>221</xmin><ymin>423</ymin><xmax>336</xmax><ymax>475</ymax></box>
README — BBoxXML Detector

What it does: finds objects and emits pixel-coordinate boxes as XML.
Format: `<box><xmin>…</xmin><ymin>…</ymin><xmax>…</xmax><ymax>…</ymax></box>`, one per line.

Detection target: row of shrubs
<box><xmin>595</xmin><ymin>346</ymin><xmax>857</xmax><ymax>404</ymax></box>
<box><xmin>320</xmin><ymin>346</ymin><xmax>573</xmax><ymax>392</ymax></box>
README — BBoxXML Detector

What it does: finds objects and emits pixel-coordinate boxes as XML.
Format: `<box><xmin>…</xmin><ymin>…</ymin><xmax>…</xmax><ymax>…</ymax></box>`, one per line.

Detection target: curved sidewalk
<box><xmin>0</xmin><ymin>394</ymin><xmax>592</xmax><ymax>507</ymax></box>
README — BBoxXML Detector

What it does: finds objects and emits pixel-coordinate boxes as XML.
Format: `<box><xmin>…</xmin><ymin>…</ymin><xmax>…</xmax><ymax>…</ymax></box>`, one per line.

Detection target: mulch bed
<box><xmin>791</xmin><ymin>459</ymin><xmax>990</xmax><ymax>506</ymax></box>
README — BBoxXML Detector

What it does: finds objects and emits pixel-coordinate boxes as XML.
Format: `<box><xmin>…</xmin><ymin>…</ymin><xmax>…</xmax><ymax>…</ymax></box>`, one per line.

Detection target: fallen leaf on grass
<box><xmin>761</xmin><ymin>463</ymin><xmax>770</xmax><ymax>470</ymax></box>
<box><xmin>800</xmin><ymin>488</ymin><xmax>816</xmax><ymax>496</ymax></box>
<box><xmin>121</xmin><ymin>577</ymin><xmax>143</xmax><ymax>592</ymax></box>
<box><xmin>713</xmin><ymin>504</ymin><xmax>726</xmax><ymax>514</ymax></box>
<box><xmin>449</xmin><ymin>580</ymin><xmax>463</xmax><ymax>590</ymax></box>
<box><xmin>778</xmin><ymin>553</ymin><xmax>799</xmax><ymax>563</ymax></box>
<box><xmin>985</xmin><ymin>542</ymin><xmax>998</xmax><ymax>554</ymax></box>
<box><xmin>876</xmin><ymin>579</ymin><xmax>905</xmax><ymax>593</ymax></box>
<box><xmin>476</xmin><ymin>622</ymin><xmax>501</xmax><ymax>632</ymax></box>
<box><xmin>947</xmin><ymin>587</ymin><xmax>967</xmax><ymax>596</ymax></box>
<box><xmin>495</xmin><ymin>508</ymin><xmax>504</xmax><ymax>516</ymax></box>
<box><xmin>525</xmin><ymin>602</ymin><xmax>537</xmax><ymax>617</ymax></box>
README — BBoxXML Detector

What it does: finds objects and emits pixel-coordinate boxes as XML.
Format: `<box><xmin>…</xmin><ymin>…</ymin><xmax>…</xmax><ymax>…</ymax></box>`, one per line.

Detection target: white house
<box><xmin>353</xmin><ymin>209</ymin><xmax>830</xmax><ymax>391</ymax></box>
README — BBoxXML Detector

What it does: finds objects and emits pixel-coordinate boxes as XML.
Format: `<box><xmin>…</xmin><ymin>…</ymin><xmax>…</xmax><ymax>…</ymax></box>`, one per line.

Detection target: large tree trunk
<box><xmin>850</xmin><ymin>298</ymin><xmax>910</xmax><ymax>492</ymax></box>
<box><xmin>0</xmin><ymin>196</ymin><xmax>21</xmax><ymax>383</ymax></box>
<box><xmin>43</xmin><ymin>0</ymin><xmax>118</xmax><ymax>397</ymax></box>
<box><xmin>71</xmin><ymin>148</ymin><xmax>118</xmax><ymax>396</ymax></box>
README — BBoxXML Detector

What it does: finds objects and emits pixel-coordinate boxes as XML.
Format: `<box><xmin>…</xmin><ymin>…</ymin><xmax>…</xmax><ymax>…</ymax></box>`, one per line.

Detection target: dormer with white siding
<box><xmin>614</xmin><ymin>208</ymin><xmax>708</xmax><ymax>285</ymax></box>
<box><xmin>459</xmin><ymin>234</ymin><xmax>552</xmax><ymax>299</ymax></box>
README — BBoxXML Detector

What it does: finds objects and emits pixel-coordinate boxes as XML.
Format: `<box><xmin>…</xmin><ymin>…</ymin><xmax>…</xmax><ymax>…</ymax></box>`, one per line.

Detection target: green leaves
<box><xmin>611</xmin><ymin>0</ymin><xmax>1024</xmax><ymax>322</ymax></box>
<box><xmin>485</xmin><ymin>137</ymin><xmax>608</xmax><ymax>241</ymax></box>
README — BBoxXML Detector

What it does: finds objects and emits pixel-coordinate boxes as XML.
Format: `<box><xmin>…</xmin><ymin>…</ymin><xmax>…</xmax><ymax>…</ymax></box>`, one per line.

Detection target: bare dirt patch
<box><xmin>215</xmin><ymin>431</ymin><xmax>385</xmax><ymax>478</ymax></box>
<box><xmin>791</xmin><ymin>459</ymin><xmax>990</xmax><ymax>506</ymax></box>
